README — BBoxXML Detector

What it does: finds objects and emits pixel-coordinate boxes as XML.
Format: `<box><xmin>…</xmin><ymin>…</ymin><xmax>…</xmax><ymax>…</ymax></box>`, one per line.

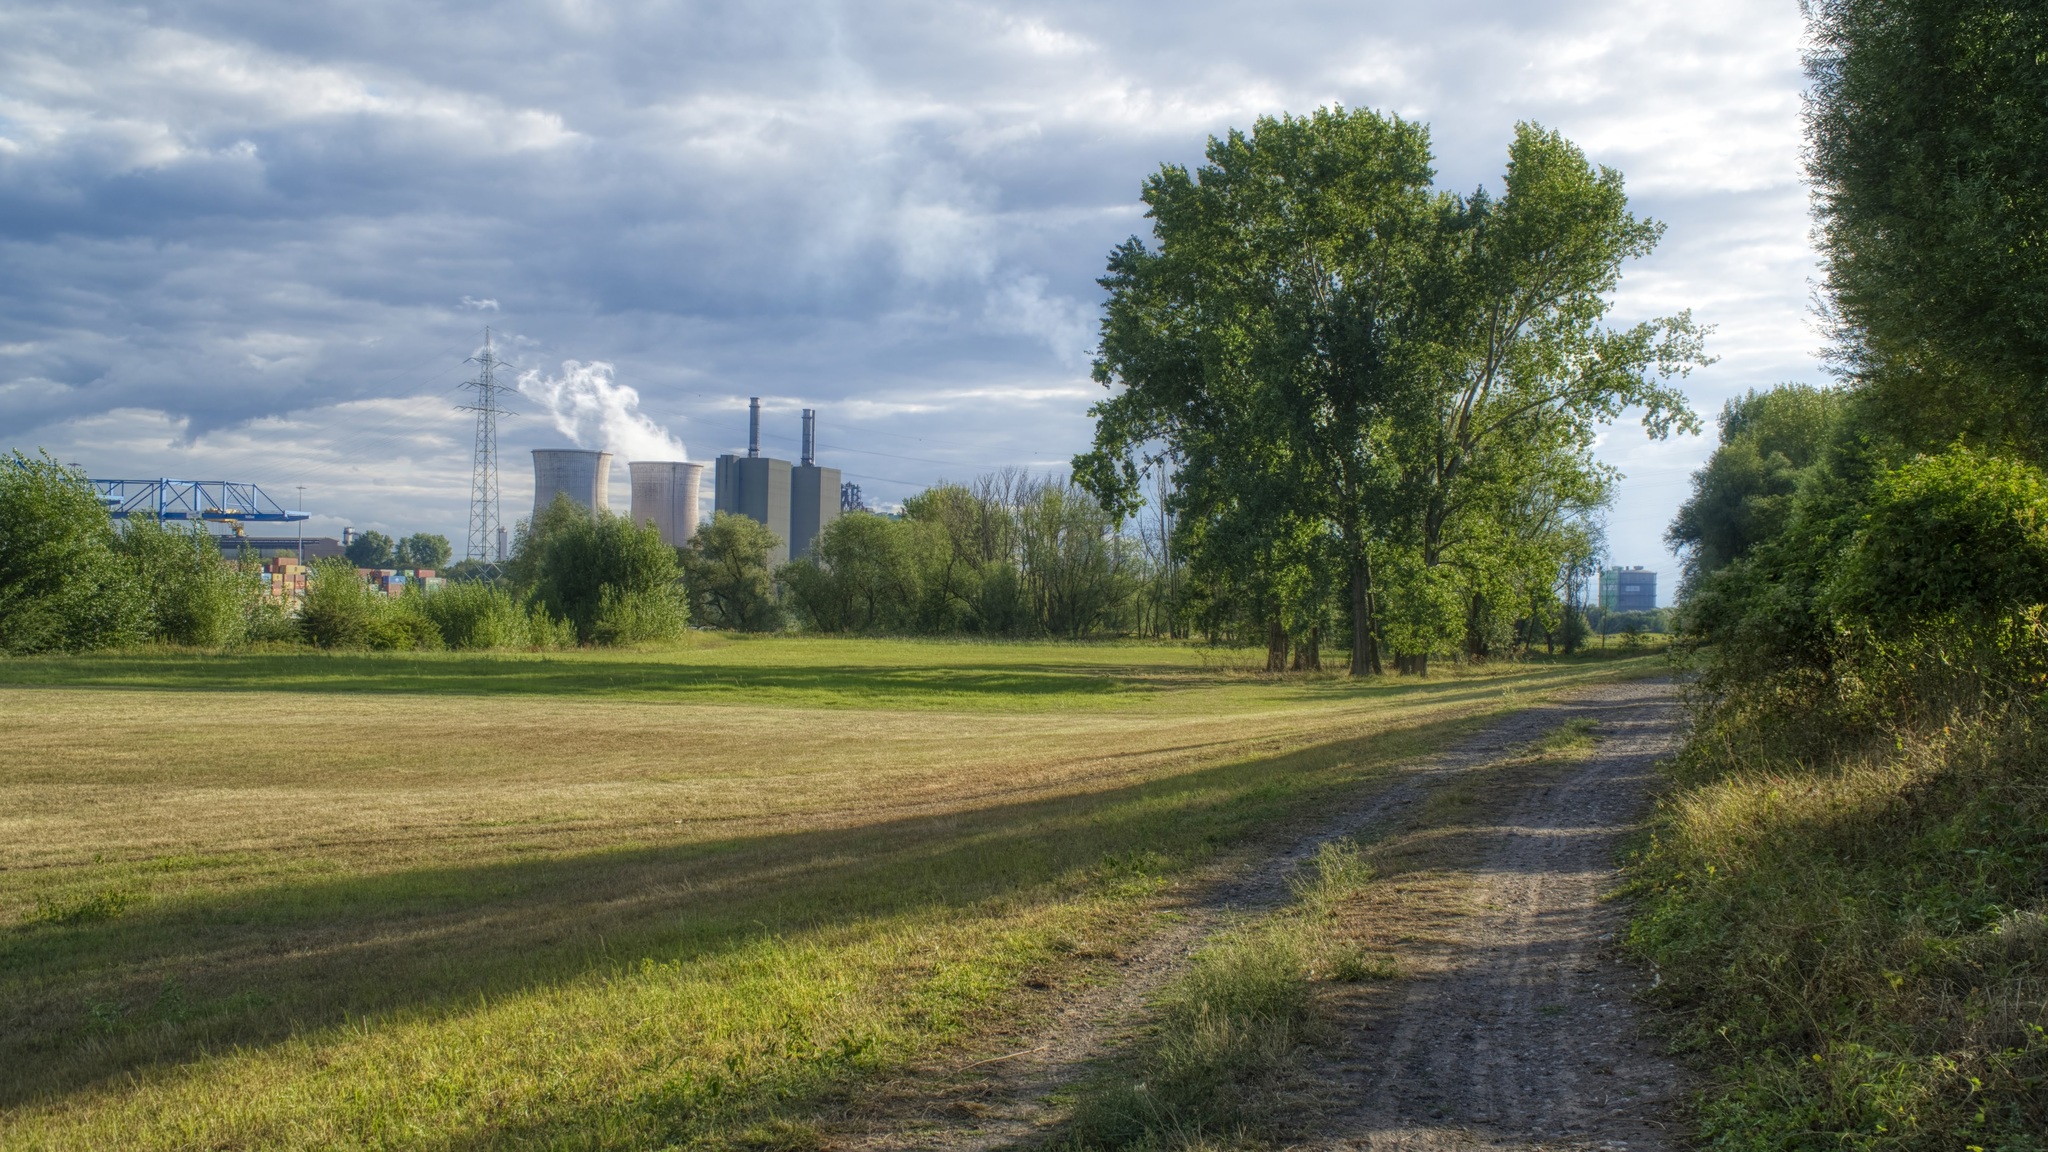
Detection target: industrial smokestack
<box><xmin>801</xmin><ymin>409</ymin><xmax>816</xmax><ymax>466</ymax></box>
<box><xmin>748</xmin><ymin>397</ymin><xmax>761</xmax><ymax>458</ymax></box>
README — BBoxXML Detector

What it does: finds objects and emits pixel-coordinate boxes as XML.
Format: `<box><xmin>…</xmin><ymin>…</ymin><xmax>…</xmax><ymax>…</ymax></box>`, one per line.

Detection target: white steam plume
<box><xmin>519</xmin><ymin>359</ymin><xmax>687</xmax><ymax>462</ymax></box>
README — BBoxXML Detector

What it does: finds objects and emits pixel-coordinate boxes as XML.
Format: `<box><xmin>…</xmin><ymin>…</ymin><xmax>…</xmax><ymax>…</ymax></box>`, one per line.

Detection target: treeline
<box><xmin>1631</xmin><ymin>2</ymin><xmax>2048</xmax><ymax>1147</ymax></box>
<box><xmin>777</xmin><ymin>470</ymin><xmax>1145</xmax><ymax>637</ymax></box>
<box><xmin>0</xmin><ymin>458</ymin><xmax>687</xmax><ymax>654</ymax></box>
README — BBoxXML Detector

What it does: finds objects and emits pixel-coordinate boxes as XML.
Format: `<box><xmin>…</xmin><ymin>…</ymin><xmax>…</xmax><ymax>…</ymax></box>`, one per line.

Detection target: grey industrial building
<box><xmin>789</xmin><ymin>409</ymin><xmax>840</xmax><ymax>562</ymax></box>
<box><xmin>714</xmin><ymin>398</ymin><xmax>840</xmax><ymax>564</ymax></box>
<box><xmin>1600</xmin><ymin>566</ymin><xmax>1658</xmax><ymax>612</ymax></box>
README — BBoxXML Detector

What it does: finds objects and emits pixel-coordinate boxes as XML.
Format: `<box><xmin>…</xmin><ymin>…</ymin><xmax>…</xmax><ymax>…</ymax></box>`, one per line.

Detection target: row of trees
<box><xmin>0</xmin><ymin>457</ymin><xmax>689</xmax><ymax>653</ymax></box>
<box><xmin>772</xmin><ymin>470</ymin><xmax>1143</xmax><ymax>637</ymax></box>
<box><xmin>341</xmin><ymin>530</ymin><xmax>451</xmax><ymax>571</ymax></box>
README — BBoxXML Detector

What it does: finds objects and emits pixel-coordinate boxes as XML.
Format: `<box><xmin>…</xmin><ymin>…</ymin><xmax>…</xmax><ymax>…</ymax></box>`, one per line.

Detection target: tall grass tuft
<box><xmin>1065</xmin><ymin>840</ymin><xmax>1381</xmax><ymax>1150</ymax></box>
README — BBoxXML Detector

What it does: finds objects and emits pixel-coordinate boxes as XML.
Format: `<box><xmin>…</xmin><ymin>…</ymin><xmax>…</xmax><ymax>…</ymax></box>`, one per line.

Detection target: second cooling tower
<box><xmin>532</xmin><ymin>449</ymin><xmax>612</xmax><ymax>519</ymax></box>
<box><xmin>629</xmin><ymin>461</ymin><xmax>704</xmax><ymax>547</ymax></box>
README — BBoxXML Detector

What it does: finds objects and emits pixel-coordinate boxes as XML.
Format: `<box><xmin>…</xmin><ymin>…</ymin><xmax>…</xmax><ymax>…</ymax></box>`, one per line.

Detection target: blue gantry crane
<box><xmin>90</xmin><ymin>478</ymin><xmax>309</xmax><ymax>524</ymax></box>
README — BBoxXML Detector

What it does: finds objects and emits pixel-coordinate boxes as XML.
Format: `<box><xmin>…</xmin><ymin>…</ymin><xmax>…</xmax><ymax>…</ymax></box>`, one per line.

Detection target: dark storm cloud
<box><xmin>1</xmin><ymin>0</ymin><xmax>1819</xmax><ymax>578</ymax></box>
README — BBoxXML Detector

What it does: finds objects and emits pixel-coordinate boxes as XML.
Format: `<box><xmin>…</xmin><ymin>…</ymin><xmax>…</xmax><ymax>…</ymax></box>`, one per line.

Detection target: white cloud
<box><xmin>1</xmin><ymin>0</ymin><xmax>1826</xmax><ymax>575</ymax></box>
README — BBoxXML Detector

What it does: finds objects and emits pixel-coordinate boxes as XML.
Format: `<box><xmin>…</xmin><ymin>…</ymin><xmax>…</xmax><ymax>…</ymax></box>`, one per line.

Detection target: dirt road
<box><xmin>1310</xmin><ymin>676</ymin><xmax>1687</xmax><ymax>1150</ymax></box>
<box><xmin>843</xmin><ymin>677</ymin><xmax>1687</xmax><ymax>1151</ymax></box>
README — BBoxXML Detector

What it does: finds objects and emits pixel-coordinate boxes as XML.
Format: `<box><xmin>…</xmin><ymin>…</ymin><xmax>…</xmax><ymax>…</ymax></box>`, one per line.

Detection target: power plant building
<box><xmin>713</xmin><ymin>398</ymin><xmax>843</xmax><ymax>565</ymax></box>
<box><xmin>1599</xmin><ymin>566</ymin><xmax>1658</xmax><ymax>612</ymax></box>
<box><xmin>789</xmin><ymin>409</ymin><xmax>840</xmax><ymax>561</ymax></box>
<box><xmin>629</xmin><ymin>460</ymin><xmax>704</xmax><ymax>547</ymax></box>
<box><xmin>532</xmin><ymin>448</ymin><xmax>611</xmax><ymax>519</ymax></box>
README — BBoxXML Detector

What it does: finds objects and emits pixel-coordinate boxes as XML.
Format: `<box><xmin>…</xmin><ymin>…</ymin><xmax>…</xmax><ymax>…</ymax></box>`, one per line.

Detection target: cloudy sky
<box><xmin>2</xmin><ymin>0</ymin><xmax>1825</xmax><ymax>594</ymax></box>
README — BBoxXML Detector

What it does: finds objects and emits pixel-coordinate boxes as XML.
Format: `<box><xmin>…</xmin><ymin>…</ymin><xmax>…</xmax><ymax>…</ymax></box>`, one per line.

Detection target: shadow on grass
<box><xmin>0</xmin><ymin>707</ymin><xmax>1514</xmax><ymax>1117</ymax></box>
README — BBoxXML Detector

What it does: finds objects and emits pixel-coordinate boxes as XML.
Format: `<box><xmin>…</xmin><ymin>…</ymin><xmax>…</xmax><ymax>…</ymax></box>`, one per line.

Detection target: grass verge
<box><xmin>1623</xmin><ymin>708</ymin><xmax>2048</xmax><ymax>1150</ymax></box>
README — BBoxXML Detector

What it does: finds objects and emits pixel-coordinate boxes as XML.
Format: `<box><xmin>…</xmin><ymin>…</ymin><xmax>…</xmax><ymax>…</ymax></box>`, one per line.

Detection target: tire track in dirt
<box><xmin>1308</xmin><ymin>677</ymin><xmax>1686</xmax><ymax>1150</ymax></box>
<box><xmin>837</xmin><ymin>678</ymin><xmax>1684</xmax><ymax>1151</ymax></box>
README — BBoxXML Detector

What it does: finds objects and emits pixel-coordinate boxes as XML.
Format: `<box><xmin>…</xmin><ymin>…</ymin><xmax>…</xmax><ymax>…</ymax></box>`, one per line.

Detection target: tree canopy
<box><xmin>1078</xmin><ymin>108</ymin><xmax>1703</xmax><ymax>674</ymax></box>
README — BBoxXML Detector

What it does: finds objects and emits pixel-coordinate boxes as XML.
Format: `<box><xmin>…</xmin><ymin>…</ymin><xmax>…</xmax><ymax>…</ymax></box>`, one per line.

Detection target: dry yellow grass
<box><xmin>0</xmin><ymin>639</ymin><xmax>1655</xmax><ymax>1149</ymax></box>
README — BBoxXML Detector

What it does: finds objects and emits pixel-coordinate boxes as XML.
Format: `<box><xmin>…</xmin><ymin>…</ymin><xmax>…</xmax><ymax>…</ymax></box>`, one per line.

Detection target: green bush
<box><xmin>592</xmin><ymin>585</ymin><xmax>689</xmax><ymax>646</ymax></box>
<box><xmin>0</xmin><ymin>452</ymin><xmax>147</xmax><ymax>654</ymax></box>
<box><xmin>299</xmin><ymin>559</ymin><xmax>440</xmax><ymax>650</ymax></box>
<box><xmin>298</xmin><ymin>558</ymin><xmax>380</xmax><ymax>648</ymax></box>
<box><xmin>369</xmin><ymin>596</ymin><xmax>444</xmax><ymax>651</ymax></box>
<box><xmin>418</xmin><ymin>581</ymin><xmax>526</xmax><ymax>649</ymax></box>
<box><xmin>510</xmin><ymin>495</ymin><xmax>689</xmax><ymax>643</ymax></box>
<box><xmin>1829</xmin><ymin>449</ymin><xmax>2048</xmax><ymax>632</ymax></box>
<box><xmin>115</xmin><ymin>517</ymin><xmax>259</xmax><ymax>647</ymax></box>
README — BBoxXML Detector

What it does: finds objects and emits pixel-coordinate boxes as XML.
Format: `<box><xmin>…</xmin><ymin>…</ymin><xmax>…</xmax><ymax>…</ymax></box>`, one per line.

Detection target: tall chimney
<box><xmin>801</xmin><ymin>409</ymin><xmax>816</xmax><ymax>466</ymax></box>
<box><xmin>748</xmin><ymin>397</ymin><xmax>761</xmax><ymax>458</ymax></box>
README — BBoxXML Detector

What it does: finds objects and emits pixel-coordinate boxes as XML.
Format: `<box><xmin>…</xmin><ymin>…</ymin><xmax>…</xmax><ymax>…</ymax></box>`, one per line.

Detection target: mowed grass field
<box><xmin>0</xmin><ymin>637</ymin><xmax>1658</xmax><ymax>1149</ymax></box>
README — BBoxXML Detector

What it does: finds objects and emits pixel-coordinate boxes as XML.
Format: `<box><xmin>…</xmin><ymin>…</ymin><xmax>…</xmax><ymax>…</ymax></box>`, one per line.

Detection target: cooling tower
<box><xmin>532</xmin><ymin>448</ymin><xmax>612</xmax><ymax>519</ymax></box>
<box><xmin>629</xmin><ymin>461</ymin><xmax>704</xmax><ymax>547</ymax></box>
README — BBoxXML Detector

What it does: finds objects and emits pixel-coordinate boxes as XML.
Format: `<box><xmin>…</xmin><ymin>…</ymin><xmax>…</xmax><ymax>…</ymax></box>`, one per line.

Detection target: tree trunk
<box><xmin>1301</xmin><ymin>626</ymin><xmax>1321</xmax><ymax>671</ymax></box>
<box><xmin>1266</xmin><ymin>616</ymin><xmax>1289</xmax><ymax>673</ymax></box>
<box><xmin>1464</xmin><ymin>592</ymin><xmax>1490</xmax><ymax>662</ymax></box>
<box><xmin>1348</xmin><ymin>554</ymin><xmax>1382</xmax><ymax>677</ymax></box>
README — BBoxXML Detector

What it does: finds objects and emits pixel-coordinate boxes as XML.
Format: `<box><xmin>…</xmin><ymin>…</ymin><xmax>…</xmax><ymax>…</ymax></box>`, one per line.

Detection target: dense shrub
<box><xmin>0</xmin><ymin>453</ymin><xmax>147</xmax><ymax>654</ymax></box>
<box><xmin>1648</xmin><ymin>403</ymin><xmax>2048</xmax><ymax>1149</ymax></box>
<box><xmin>417</xmin><ymin>580</ymin><xmax>527</xmax><ymax>649</ymax></box>
<box><xmin>115</xmin><ymin>517</ymin><xmax>259</xmax><ymax>647</ymax></box>
<box><xmin>1827</xmin><ymin>449</ymin><xmax>2048</xmax><ymax>633</ymax></box>
<box><xmin>299</xmin><ymin>558</ymin><xmax>439</xmax><ymax>650</ymax></box>
<box><xmin>510</xmin><ymin>495</ymin><xmax>688</xmax><ymax>643</ymax></box>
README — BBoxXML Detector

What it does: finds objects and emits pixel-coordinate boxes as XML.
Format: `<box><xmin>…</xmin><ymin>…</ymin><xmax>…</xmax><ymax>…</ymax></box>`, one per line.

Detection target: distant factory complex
<box><xmin>1599</xmin><ymin>566</ymin><xmax>1659</xmax><ymax>611</ymax></box>
<box><xmin>529</xmin><ymin>398</ymin><xmax>840</xmax><ymax>563</ymax></box>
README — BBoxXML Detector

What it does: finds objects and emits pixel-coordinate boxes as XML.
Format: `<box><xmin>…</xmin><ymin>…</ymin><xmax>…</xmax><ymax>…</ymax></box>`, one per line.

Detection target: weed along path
<box><xmin>840</xmin><ymin>677</ymin><xmax>1686</xmax><ymax>1151</ymax></box>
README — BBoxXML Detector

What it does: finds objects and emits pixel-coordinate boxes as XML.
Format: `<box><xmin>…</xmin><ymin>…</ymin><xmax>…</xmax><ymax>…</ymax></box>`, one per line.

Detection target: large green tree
<box><xmin>1808</xmin><ymin>0</ymin><xmax>2048</xmax><ymax>457</ymax></box>
<box><xmin>1667</xmin><ymin>385</ymin><xmax>1846</xmax><ymax>590</ymax></box>
<box><xmin>1079</xmin><ymin>110</ymin><xmax>1703</xmax><ymax>674</ymax></box>
<box><xmin>1078</xmin><ymin>106</ymin><xmax>1434</xmax><ymax>674</ymax></box>
<box><xmin>1387</xmin><ymin>125</ymin><xmax>1705</xmax><ymax>669</ymax></box>
<box><xmin>508</xmin><ymin>495</ymin><xmax>687</xmax><ymax>643</ymax></box>
<box><xmin>680</xmin><ymin>512</ymin><xmax>784</xmax><ymax>632</ymax></box>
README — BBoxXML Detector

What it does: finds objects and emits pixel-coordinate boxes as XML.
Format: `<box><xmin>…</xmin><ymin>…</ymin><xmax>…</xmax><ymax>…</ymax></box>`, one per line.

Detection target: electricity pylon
<box><xmin>459</xmin><ymin>328</ymin><xmax>516</xmax><ymax>567</ymax></box>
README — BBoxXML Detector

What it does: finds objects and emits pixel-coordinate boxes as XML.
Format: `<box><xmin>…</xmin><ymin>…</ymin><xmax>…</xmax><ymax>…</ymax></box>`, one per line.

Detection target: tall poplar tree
<box><xmin>1077</xmin><ymin>106</ymin><xmax>1433</xmax><ymax>674</ymax></box>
